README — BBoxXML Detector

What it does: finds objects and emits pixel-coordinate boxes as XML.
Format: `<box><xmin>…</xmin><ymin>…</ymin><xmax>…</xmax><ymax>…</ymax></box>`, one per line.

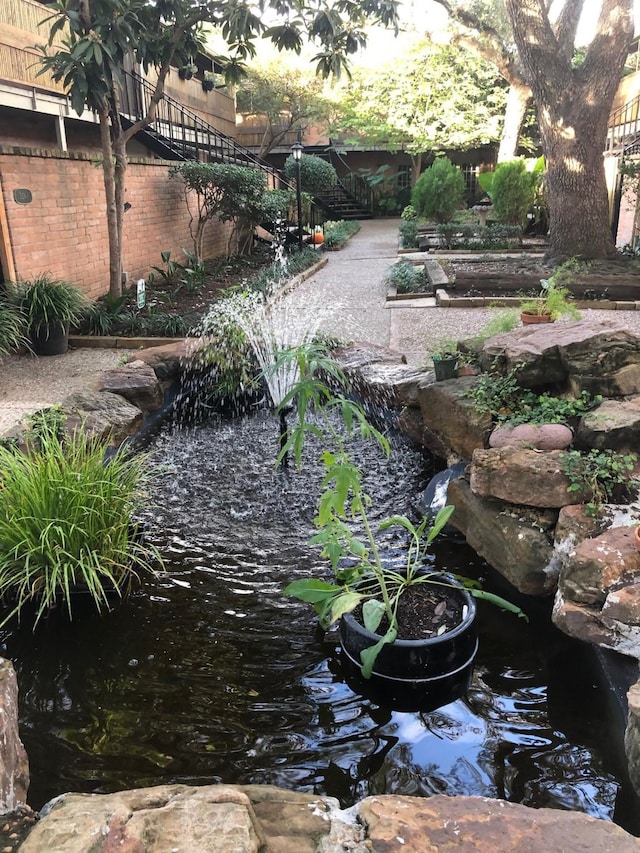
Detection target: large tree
<box><xmin>430</xmin><ymin>0</ymin><xmax>587</xmax><ymax>162</ymax></box>
<box><xmin>330</xmin><ymin>35</ymin><xmax>506</xmax><ymax>184</ymax></box>
<box><xmin>431</xmin><ymin>0</ymin><xmax>634</xmax><ymax>260</ymax></box>
<box><xmin>39</xmin><ymin>0</ymin><xmax>400</xmax><ymax>297</ymax></box>
<box><xmin>236</xmin><ymin>60</ymin><xmax>331</xmax><ymax>159</ymax></box>
<box><xmin>505</xmin><ymin>0</ymin><xmax>633</xmax><ymax>259</ymax></box>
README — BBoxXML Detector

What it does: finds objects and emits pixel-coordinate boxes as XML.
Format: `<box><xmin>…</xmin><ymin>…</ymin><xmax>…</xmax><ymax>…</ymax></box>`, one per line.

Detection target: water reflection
<box><xmin>2</xmin><ymin>413</ymin><xmax>627</xmax><ymax>829</ymax></box>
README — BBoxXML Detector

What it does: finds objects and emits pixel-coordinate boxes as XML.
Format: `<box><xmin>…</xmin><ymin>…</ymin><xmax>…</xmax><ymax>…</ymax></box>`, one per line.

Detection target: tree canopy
<box><xmin>235</xmin><ymin>60</ymin><xmax>331</xmax><ymax>158</ymax></box>
<box><xmin>37</xmin><ymin>0</ymin><xmax>401</xmax><ymax>295</ymax></box>
<box><xmin>329</xmin><ymin>33</ymin><xmax>506</xmax><ymax>182</ymax></box>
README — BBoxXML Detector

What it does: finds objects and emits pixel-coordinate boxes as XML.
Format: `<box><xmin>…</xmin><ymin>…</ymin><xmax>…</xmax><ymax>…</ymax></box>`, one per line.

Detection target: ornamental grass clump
<box><xmin>0</xmin><ymin>425</ymin><xmax>160</xmax><ymax>628</ymax></box>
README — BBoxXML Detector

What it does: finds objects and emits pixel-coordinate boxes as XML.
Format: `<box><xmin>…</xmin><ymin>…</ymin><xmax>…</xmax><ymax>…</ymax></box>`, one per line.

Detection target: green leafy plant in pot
<box><xmin>431</xmin><ymin>338</ymin><xmax>459</xmax><ymax>381</ymax></box>
<box><xmin>15</xmin><ymin>274</ymin><xmax>89</xmax><ymax>355</ymax></box>
<box><xmin>275</xmin><ymin>344</ymin><xmax>526</xmax><ymax>708</ymax></box>
<box><xmin>520</xmin><ymin>261</ymin><xmax>582</xmax><ymax>324</ymax></box>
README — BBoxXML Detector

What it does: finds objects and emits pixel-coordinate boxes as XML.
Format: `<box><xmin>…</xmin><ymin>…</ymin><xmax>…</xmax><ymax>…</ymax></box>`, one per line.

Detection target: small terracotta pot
<box><xmin>634</xmin><ymin>526</ymin><xmax>640</xmax><ymax>550</ymax></box>
<box><xmin>520</xmin><ymin>312</ymin><xmax>553</xmax><ymax>325</ymax></box>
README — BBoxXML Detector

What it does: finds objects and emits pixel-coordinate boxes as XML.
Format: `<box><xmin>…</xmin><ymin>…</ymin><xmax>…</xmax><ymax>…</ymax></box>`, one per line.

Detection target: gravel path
<box><xmin>3</xmin><ymin>218</ymin><xmax>640</xmax><ymax>435</ymax></box>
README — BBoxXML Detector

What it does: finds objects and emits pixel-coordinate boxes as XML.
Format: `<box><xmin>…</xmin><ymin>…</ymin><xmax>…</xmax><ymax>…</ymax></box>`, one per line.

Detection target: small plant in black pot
<box><xmin>275</xmin><ymin>344</ymin><xmax>525</xmax><ymax>710</ymax></box>
<box><xmin>15</xmin><ymin>274</ymin><xmax>88</xmax><ymax>355</ymax></box>
<box><xmin>430</xmin><ymin>338</ymin><xmax>459</xmax><ymax>381</ymax></box>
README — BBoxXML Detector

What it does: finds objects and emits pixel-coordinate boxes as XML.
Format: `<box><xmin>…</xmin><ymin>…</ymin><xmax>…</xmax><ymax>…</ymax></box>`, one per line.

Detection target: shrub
<box><xmin>284</xmin><ymin>154</ymin><xmax>338</xmax><ymax>194</ymax></box>
<box><xmin>411</xmin><ymin>158</ymin><xmax>465</xmax><ymax>224</ymax></box>
<box><xmin>0</xmin><ymin>294</ymin><xmax>27</xmax><ymax>355</ymax></box>
<box><xmin>385</xmin><ymin>261</ymin><xmax>428</xmax><ymax>293</ymax></box>
<box><xmin>491</xmin><ymin>160</ymin><xmax>538</xmax><ymax>229</ymax></box>
<box><xmin>0</xmin><ymin>426</ymin><xmax>159</xmax><ymax>627</ymax></box>
<box><xmin>398</xmin><ymin>219</ymin><xmax>418</xmax><ymax>249</ymax></box>
<box><xmin>436</xmin><ymin>223</ymin><xmax>521</xmax><ymax>250</ymax></box>
<box><xmin>323</xmin><ymin>220</ymin><xmax>360</xmax><ymax>250</ymax></box>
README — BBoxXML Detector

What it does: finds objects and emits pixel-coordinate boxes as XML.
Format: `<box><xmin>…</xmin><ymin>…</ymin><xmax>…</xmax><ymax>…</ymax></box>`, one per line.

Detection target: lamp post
<box><xmin>291</xmin><ymin>140</ymin><xmax>304</xmax><ymax>250</ymax></box>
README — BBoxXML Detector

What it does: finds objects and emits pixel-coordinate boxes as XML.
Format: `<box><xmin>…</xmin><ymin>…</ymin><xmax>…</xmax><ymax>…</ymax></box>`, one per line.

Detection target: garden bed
<box><xmin>439</xmin><ymin>256</ymin><xmax>640</xmax><ymax>304</ymax></box>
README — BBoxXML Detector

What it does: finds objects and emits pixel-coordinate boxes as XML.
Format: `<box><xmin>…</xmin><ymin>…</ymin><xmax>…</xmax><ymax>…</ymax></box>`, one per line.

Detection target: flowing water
<box><xmin>4</xmin><ymin>410</ymin><xmax>638</xmax><ymax>832</ymax></box>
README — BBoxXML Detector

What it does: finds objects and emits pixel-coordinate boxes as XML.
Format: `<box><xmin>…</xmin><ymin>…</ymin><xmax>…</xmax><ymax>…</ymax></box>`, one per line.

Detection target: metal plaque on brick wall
<box><xmin>13</xmin><ymin>189</ymin><xmax>32</xmax><ymax>204</ymax></box>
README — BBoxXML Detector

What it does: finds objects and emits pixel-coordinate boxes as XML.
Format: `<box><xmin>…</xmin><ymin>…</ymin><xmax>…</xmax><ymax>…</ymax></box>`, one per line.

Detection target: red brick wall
<box><xmin>0</xmin><ymin>146</ymin><xmax>233</xmax><ymax>299</ymax></box>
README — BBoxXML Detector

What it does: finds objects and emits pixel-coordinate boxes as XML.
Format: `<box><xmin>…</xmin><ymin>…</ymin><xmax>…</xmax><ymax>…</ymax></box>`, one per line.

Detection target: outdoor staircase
<box><xmin>119</xmin><ymin>69</ymin><xmax>284</xmax><ymax>185</ymax></box>
<box><xmin>606</xmin><ymin>92</ymin><xmax>640</xmax><ymax>155</ymax></box>
<box><xmin>314</xmin><ymin>173</ymin><xmax>374</xmax><ymax>220</ymax></box>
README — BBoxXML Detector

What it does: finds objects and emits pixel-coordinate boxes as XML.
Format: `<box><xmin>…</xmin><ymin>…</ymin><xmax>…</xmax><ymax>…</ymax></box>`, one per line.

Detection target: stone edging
<box><xmin>435</xmin><ymin>289</ymin><xmax>640</xmax><ymax>311</ymax></box>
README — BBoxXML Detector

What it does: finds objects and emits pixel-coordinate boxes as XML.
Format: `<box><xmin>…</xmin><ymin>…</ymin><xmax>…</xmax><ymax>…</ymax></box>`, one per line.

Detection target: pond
<box><xmin>4</xmin><ymin>411</ymin><xmax>638</xmax><ymax>833</ymax></box>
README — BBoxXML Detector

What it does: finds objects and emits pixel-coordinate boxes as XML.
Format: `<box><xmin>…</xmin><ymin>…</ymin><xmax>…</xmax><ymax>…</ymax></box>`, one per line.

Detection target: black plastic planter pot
<box><xmin>339</xmin><ymin>577</ymin><xmax>478</xmax><ymax>712</ymax></box>
<box><xmin>30</xmin><ymin>322</ymin><xmax>70</xmax><ymax>356</ymax></box>
<box><xmin>433</xmin><ymin>357</ymin><xmax>458</xmax><ymax>381</ymax></box>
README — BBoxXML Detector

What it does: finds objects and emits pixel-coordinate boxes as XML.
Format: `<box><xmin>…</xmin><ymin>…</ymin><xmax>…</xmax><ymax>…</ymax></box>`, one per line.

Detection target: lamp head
<box><xmin>291</xmin><ymin>141</ymin><xmax>303</xmax><ymax>161</ymax></box>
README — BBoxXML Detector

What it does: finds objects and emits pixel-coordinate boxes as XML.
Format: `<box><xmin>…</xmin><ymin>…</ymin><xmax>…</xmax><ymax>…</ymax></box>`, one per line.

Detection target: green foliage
<box><xmin>436</xmin><ymin>223</ymin><xmax>521</xmax><ymax>250</ymax></box>
<box><xmin>26</xmin><ymin>405</ymin><xmax>66</xmax><ymax>443</ymax></box>
<box><xmin>398</xmin><ymin>219</ymin><xmax>419</xmax><ymax>249</ymax></box>
<box><xmin>411</xmin><ymin>158</ymin><xmax>466</xmax><ymax>224</ymax></box>
<box><xmin>560</xmin><ymin>449</ymin><xmax>639</xmax><ymax>516</ymax></box>
<box><xmin>478</xmin><ymin>310</ymin><xmax>520</xmax><ymax>338</ymax></box>
<box><xmin>15</xmin><ymin>274</ymin><xmax>89</xmax><ymax>335</ymax></box>
<box><xmin>0</xmin><ymin>425</ymin><xmax>160</xmax><ymax>628</ymax></box>
<box><xmin>279</xmin><ymin>345</ymin><xmax>525</xmax><ymax>678</ymax></box>
<box><xmin>500</xmin><ymin>390</ymin><xmax>601</xmax><ymax>427</ymax></box>
<box><xmin>149</xmin><ymin>249</ymin><xmax>207</xmax><ymax>295</ymax></box>
<box><xmin>331</xmin><ymin>35</ymin><xmax>506</xmax><ymax>160</ymax></box>
<box><xmin>0</xmin><ymin>293</ymin><xmax>27</xmax><ymax>356</ymax></box>
<box><xmin>385</xmin><ymin>261</ymin><xmax>427</xmax><ymax>294</ymax></box>
<box><xmin>322</xmin><ymin>220</ymin><xmax>360</xmax><ymax>250</ymax></box>
<box><xmin>465</xmin><ymin>366</ymin><xmax>525</xmax><ymax>419</ymax></box>
<box><xmin>401</xmin><ymin>205</ymin><xmax>417</xmax><ymax>221</ymax></box>
<box><xmin>170</xmin><ymin>162</ymin><xmax>269</xmax><ymax>257</ymax></box>
<box><xmin>491</xmin><ymin>160</ymin><xmax>538</xmax><ymax>229</ymax></box>
<box><xmin>430</xmin><ymin>338</ymin><xmax>459</xmax><ymax>360</ymax></box>
<box><xmin>467</xmin><ymin>366</ymin><xmax>601</xmax><ymax>426</ymax></box>
<box><xmin>235</xmin><ymin>60</ymin><xmax>330</xmax><ymax>157</ymax></box>
<box><xmin>520</xmin><ymin>283</ymin><xmax>580</xmax><ymax>320</ymax></box>
<box><xmin>284</xmin><ymin>154</ymin><xmax>338</xmax><ymax>194</ymax></box>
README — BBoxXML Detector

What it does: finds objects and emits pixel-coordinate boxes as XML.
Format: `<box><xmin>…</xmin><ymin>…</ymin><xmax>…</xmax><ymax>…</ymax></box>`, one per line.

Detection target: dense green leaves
<box><xmin>284</xmin><ymin>153</ymin><xmax>338</xmax><ymax>193</ymax></box>
<box><xmin>411</xmin><ymin>158</ymin><xmax>466</xmax><ymax>224</ymax></box>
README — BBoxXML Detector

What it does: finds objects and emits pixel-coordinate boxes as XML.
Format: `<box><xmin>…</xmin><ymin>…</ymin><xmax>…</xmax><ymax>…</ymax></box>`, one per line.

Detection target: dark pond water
<box><xmin>4</xmin><ymin>411</ymin><xmax>638</xmax><ymax>832</ymax></box>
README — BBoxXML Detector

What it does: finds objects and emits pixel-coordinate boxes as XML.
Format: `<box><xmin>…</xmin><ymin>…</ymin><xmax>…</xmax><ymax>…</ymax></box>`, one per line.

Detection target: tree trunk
<box><xmin>506</xmin><ymin>0</ymin><xmax>634</xmax><ymax>260</ymax></box>
<box><xmin>497</xmin><ymin>82</ymin><xmax>531</xmax><ymax>163</ymax></box>
<box><xmin>98</xmin><ymin>107</ymin><xmax>122</xmax><ymax>298</ymax></box>
<box><xmin>541</xmin><ymin>105</ymin><xmax>616</xmax><ymax>260</ymax></box>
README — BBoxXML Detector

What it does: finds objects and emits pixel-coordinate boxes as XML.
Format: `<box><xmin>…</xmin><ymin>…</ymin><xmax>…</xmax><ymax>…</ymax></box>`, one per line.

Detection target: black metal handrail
<box><xmin>606</xmin><ymin>92</ymin><xmax>640</xmax><ymax>154</ymax></box>
<box><xmin>120</xmin><ymin>69</ymin><xmax>286</xmax><ymax>186</ymax></box>
<box><xmin>340</xmin><ymin>172</ymin><xmax>375</xmax><ymax>213</ymax></box>
<box><xmin>119</xmin><ymin>69</ymin><xmax>328</xmax><ymax>230</ymax></box>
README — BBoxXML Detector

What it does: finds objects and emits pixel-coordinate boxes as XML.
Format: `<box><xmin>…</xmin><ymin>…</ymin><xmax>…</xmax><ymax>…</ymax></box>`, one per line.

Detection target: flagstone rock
<box><xmin>575</xmin><ymin>396</ymin><xmax>640</xmax><ymax>452</ymax></box>
<box><xmin>626</xmin><ymin>680</ymin><xmax>640</xmax><ymax>797</ymax></box>
<box><xmin>415</xmin><ymin>376</ymin><xmax>493</xmax><ymax>460</ymax></box>
<box><xmin>447</xmin><ymin>477</ymin><xmax>558</xmax><ymax>596</ymax></box>
<box><xmin>559</xmin><ymin>526</ymin><xmax>640</xmax><ymax>606</ymax></box>
<box><xmin>480</xmin><ymin>319</ymin><xmax>640</xmax><ymax>394</ymax></box>
<box><xmin>358</xmin><ymin>793</ymin><xmax>640</xmax><ymax>852</ymax></box>
<box><xmin>470</xmin><ymin>447</ymin><xmax>579</xmax><ymax>508</ymax></box>
<box><xmin>93</xmin><ymin>360</ymin><xmax>163</xmax><ymax>414</ymax></box>
<box><xmin>0</xmin><ymin>659</ymin><xmax>28</xmax><ymax>814</ymax></box>
<box><xmin>60</xmin><ymin>390</ymin><xmax>143</xmax><ymax>445</ymax></box>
